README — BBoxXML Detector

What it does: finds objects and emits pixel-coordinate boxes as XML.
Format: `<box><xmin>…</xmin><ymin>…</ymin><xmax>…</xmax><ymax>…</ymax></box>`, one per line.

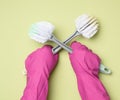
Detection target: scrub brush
<box><xmin>52</xmin><ymin>14</ymin><xmax>98</xmax><ymax>54</ymax></box>
<box><xmin>29</xmin><ymin>21</ymin><xmax>72</xmax><ymax>53</ymax></box>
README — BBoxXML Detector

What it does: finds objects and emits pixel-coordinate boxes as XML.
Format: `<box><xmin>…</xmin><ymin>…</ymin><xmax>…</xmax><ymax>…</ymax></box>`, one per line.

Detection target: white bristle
<box><xmin>75</xmin><ymin>14</ymin><xmax>89</xmax><ymax>30</ymax></box>
<box><xmin>82</xmin><ymin>28</ymin><xmax>98</xmax><ymax>39</ymax></box>
<box><xmin>75</xmin><ymin>14</ymin><xmax>98</xmax><ymax>38</ymax></box>
<box><xmin>29</xmin><ymin>32</ymin><xmax>48</xmax><ymax>43</ymax></box>
<box><xmin>29</xmin><ymin>21</ymin><xmax>55</xmax><ymax>43</ymax></box>
<box><xmin>80</xmin><ymin>18</ymin><xmax>97</xmax><ymax>32</ymax></box>
<box><xmin>81</xmin><ymin>22</ymin><xmax>98</xmax><ymax>35</ymax></box>
<box><xmin>86</xmin><ymin>30</ymin><xmax>98</xmax><ymax>39</ymax></box>
<box><xmin>82</xmin><ymin>24</ymin><xmax>98</xmax><ymax>38</ymax></box>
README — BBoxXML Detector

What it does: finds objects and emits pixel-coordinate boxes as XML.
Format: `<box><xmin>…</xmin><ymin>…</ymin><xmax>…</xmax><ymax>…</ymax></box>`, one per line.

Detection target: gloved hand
<box><xmin>69</xmin><ymin>41</ymin><xmax>110</xmax><ymax>100</ymax></box>
<box><xmin>21</xmin><ymin>45</ymin><xmax>59</xmax><ymax>100</ymax></box>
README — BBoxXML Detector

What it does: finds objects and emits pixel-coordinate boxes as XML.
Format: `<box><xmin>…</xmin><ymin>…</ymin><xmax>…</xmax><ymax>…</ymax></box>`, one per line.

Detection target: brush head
<box><xmin>75</xmin><ymin>14</ymin><xmax>98</xmax><ymax>39</ymax></box>
<box><xmin>29</xmin><ymin>21</ymin><xmax>55</xmax><ymax>43</ymax></box>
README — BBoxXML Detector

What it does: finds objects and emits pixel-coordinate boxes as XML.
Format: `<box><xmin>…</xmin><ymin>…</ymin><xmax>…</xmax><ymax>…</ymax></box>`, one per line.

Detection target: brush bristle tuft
<box><xmin>29</xmin><ymin>21</ymin><xmax>55</xmax><ymax>43</ymax></box>
<box><xmin>75</xmin><ymin>14</ymin><xmax>98</xmax><ymax>38</ymax></box>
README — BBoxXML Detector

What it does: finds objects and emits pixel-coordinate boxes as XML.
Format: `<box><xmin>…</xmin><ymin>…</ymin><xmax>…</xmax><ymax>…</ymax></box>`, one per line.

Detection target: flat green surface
<box><xmin>0</xmin><ymin>0</ymin><xmax>120</xmax><ymax>99</ymax></box>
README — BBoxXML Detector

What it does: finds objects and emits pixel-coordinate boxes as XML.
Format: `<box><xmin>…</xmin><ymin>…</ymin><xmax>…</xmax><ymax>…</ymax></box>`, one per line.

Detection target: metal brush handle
<box><xmin>50</xmin><ymin>35</ymin><xmax>72</xmax><ymax>53</ymax></box>
<box><xmin>99</xmin><ymin>64</ymin><xmax>111</xmax><ymax>74</ymax></box>
<box><xmin>52</xmin><ymin>31</ymin><xmax>78</xmax><ymax>54</ymax></box>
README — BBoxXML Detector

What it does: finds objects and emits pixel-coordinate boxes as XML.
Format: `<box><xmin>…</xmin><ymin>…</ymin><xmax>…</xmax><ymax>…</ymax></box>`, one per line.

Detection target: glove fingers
<box><xmin>70</xmin><ymin>41</ymin><xmax>89</xmax><ymax>54</ymax></box>
<box><xmin>70</xmin><ymin>41</ymin><xmax>82</xmax><ymax>49</ymax></box>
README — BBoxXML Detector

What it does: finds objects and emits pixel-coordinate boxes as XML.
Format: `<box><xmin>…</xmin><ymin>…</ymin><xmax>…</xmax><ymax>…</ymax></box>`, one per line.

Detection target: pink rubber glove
<box><xmin>69</xmin><ymin>41</ymin><xmax>110</xmax><ymax>100</ymax></box>
<box><xmin>21</xmin><ymin>45</ymin><xmax>58</xmax><ymax>100</ymax></box>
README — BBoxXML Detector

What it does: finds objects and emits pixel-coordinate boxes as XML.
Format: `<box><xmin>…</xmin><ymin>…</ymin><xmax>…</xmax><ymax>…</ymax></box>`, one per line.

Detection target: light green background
<box><xmin>0</xmin><ymin>0</ymin><xmax>120</xmax><ymax>100</ymax></box>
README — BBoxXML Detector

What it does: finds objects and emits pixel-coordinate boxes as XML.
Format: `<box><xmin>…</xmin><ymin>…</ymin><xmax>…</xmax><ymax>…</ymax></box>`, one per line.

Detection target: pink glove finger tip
<box><xmin>69</xmin><ymin>41</ymin><xmax>87</xmax><ymax>55</ymax></box>
<box><xmin>37</xmin><ymin>45</ymin><xmax>53</xmax><ymax>55</ymax></box>
<box><xmin>42</xmin><ymin>45</ymin><xmax>53</xmax><ymax>50</ymax></box>
<box><xmin>71</xmin><ymin>41</ymin><xmax>81</xmax><ymax>46</ymax></box>
<box><xmin>70</xmin><ymin>41</ymin><xmax>84</xmax><ymax>50</ymax></box>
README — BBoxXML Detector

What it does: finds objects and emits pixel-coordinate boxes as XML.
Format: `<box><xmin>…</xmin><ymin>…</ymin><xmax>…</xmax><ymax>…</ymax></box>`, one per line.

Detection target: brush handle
<box><xmin>52</xmin><ymin>31</ymin><xmax>78</xmax><ymax>54</ymax></box>
<box><xmin>99</xmin><ymin>64</ymin><xmax>111</xmax><ymax>74</ymax></box>
<box><xmin>50</xmin><ymin>35</ymin><xmax>72</xmax><ymax>53</ymax></box>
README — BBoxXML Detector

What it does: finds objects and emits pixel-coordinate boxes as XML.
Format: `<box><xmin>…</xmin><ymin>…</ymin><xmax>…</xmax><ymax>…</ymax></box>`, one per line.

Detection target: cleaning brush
<box><xmin>52</xmin><ymin>14</ymin><xmax>98</xmax><ymax>54</ymax></box>
<box><xmin>29</xmin><ymin>21</ymin><xmax>72</xmax><ymax>53</ymax></box>
<box><xmin>52</xmin><ymin>14</ymin><xmax>111</xmax><ymax>74</ymax></box>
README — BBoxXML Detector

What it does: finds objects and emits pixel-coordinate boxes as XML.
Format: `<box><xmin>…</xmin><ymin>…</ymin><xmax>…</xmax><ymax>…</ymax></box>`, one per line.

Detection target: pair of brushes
<box><xmin>29</xmin><ymin>21</ymin><xmax>72</xmax><ymax>53</ymax></box>
<box><xmin>29</xmin><ymin>14</ymin><xmax>111</xmax><ymax>74</ymax></box>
